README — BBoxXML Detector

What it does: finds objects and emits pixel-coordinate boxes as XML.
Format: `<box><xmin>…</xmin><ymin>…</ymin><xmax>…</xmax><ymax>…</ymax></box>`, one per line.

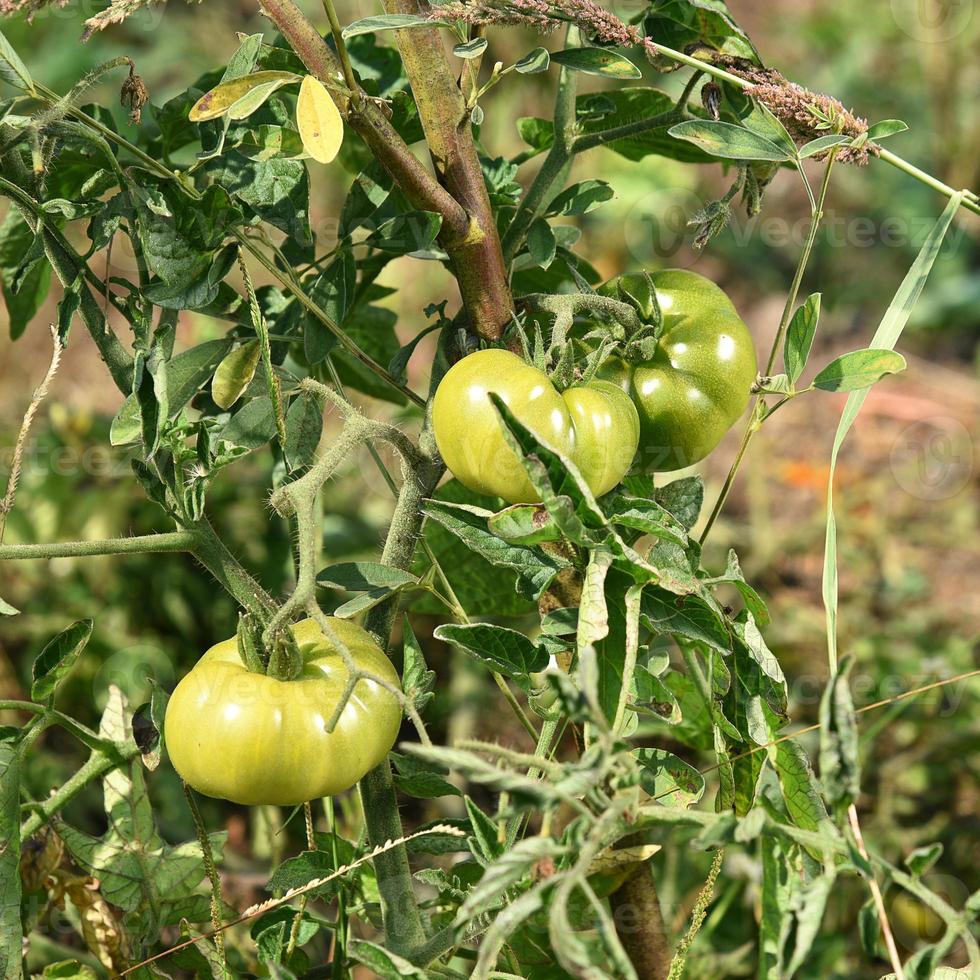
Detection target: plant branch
<box><xmin>380</xmin><ymin>0</ymin><xmax>514</xmax><ymax>339</ymax></box>
<box><xmin>503</xmin><ymin>41</ymin><xmax>578</xmax><ymax>264</ymax></box>
<box><xmin>0</xmin><ymin>531</ymin><xmax>196</xmax><ymax>560</ymax></box>
<box><xmin>699</xmin><ymin>153</ymin><xmax>837</xmax><ymax>544</ymax></box>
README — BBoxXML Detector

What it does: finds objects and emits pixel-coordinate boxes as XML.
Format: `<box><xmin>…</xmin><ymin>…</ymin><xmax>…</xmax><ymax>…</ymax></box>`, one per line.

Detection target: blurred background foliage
<box><xmin>1</xmin><ymin>0</ymin><xmax>977</xmax><ymax>975</ymax></box>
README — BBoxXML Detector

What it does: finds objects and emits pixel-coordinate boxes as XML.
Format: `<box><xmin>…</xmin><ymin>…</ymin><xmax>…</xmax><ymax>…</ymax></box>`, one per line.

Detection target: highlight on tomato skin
<box><xmin>597</xmin><ymin>269</ymin><xmax>758</xmax><ymax>471</ymax></box>
<box><xmin>164</xmin><ymin>617</ymin><xmax>403</xmax><ymax>806</ymax></box>
<box><xmin>431</xmin><ymin>348</ymin><xmax>639</xmax><ymax>504</ymax></box>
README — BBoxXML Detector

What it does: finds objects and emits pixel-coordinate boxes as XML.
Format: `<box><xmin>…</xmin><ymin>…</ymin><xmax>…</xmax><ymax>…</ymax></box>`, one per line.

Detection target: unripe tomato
<box><xmin>599</xmin><ymin>269</ymin><xmax>757</xmax><ymax>471</ymax></box>
<box><xmin>164</xmin><ymin>618</ymin><xmax>402</xmax><ymax>805</ymax></box>
<box><xmin>432</xmin><ymin>348</ymin><xmax>639</xmax><ymax>503</ymax></box>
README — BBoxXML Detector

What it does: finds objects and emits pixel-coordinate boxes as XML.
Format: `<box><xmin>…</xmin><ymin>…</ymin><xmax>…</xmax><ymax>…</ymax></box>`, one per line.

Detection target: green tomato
<box><xmin>432</xmin><ymin>348</ymin><xmax>639</xmax><ymax>503</ymax></box>
<box><xmin>599</xmin><ymin>269</ymin><xmax>758</xmax><ymax>471</ymax></box>
<box><xmin>164</xmin><ymin>618</ymin><xmax>402</xmax><ymax>805</ymax></box>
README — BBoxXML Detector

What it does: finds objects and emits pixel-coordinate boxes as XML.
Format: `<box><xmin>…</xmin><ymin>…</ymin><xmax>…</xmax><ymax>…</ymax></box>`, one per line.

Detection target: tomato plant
<box><xmin>432</xmin><ymin>348</ymin><xmax>639</xmax><ymax>502</ymax></box>
<box><xmin>165</xmin><ymin>617</ymin><xmax>402</xmax><ymax>805</ymax></box>
<box><xmin>0</xmin><ymin>0</ymin><xmax>976</xmax><ymax>977</ymax></box>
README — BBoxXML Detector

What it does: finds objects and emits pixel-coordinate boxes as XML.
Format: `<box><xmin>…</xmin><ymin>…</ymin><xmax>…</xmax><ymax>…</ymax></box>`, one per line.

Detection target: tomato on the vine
<box><xmin>164</xmin><ymin>618</ymin><xmax>402</xmax><ymax>806</ymax></box>
<box><xmin>598</xmin><ymin>269</ymin><xmax>758</xmax><ymax>471</ymax></box>
<box><xmin>432</xmin><ymin>348</ymin><xmax>639</xmax><ymax>504</ymax></box>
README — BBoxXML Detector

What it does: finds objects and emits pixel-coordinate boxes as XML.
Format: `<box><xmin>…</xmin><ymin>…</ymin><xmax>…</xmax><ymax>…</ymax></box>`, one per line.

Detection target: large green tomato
<box><xmin>432</xmin><ymin>348</ymin><xmax>639</xmax><ymax>503</ymax></box>
<box><xmin>164</xmin><ymin>618</ymin><xmax>402</xmax><ymax>806</ymax></box>
<box><xmin>599</xmin><ymin>269</ymin><xmax>758</xmax><ymax>471</ymax></box>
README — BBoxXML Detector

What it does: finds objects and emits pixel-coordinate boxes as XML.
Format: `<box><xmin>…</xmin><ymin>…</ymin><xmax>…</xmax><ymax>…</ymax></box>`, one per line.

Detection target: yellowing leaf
<box><xmin>212</xmin><ymin>340</ymin><xmax>261</xmax><ymax>409</ymax></box>
<box><xmin>296</xmin><ymin>75</ymin><xmax>344</xmax><ymax>164</ymax></box>
<box><xmin>188</xmin><ymin>70</ymin><xmax>300</xmax><ymax>123</ymax></box>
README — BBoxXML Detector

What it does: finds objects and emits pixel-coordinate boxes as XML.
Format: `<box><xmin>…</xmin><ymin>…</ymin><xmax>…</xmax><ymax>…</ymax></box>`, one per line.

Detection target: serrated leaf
<box><xmin>527</xmin><ymin>218</ymin><xmax>557</xmax><ymax>268</ymax></box>
<box><xmin>296</xmin><ymin>75</ymin><xmax>344</xmax><ymax>165</ymax></box>
<box><xmin>551</xmin><ymin>47</ymin><xmax>641</xmax><ymax>79</ymax></box>
<box><xmin>188</xmin><ymin>70</ymin><xmax>300</xmax><ymax>122</ymax></box>
<box><xmin>434</xmin><ymin>623</ymin><xmax>547</xmax><ymax>680</ymax></box>
<box><xmin>669</xmin><ymin>119</ymin><xmax>793</xmax><ymax>162</ymax></box>
<box><xmin>31</xmin><ymin>619</ymin><xmax>94</xmax><ymax>702</ymax></box>
<box><xmin>783</xmin><ymin>293</ymin><xmax>820</xmax><ymax>384</ymax></box>
<box><xmin>283</xmin><ymin>388</ymin><xmax>323</xmax><ymax>470</ymax></box>
<box><xmin>812</xmin><ymin>348</ymin><xmax>906</xmax><ymax>391</ymax></box>
<box><xmin>110</xmin><ymin>339</ymin><xmax>232</xmax><ymax>446</ymax></box>
<box><xmin>211</xmin><ymin>340</ymin><xmax>261</xmax><ymax>409</ymax></box>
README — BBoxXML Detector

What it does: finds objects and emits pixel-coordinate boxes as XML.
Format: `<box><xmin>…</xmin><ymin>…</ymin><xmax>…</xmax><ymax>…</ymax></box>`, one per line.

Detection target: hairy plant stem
<box><xmin>358</xmin><ymin>439</ymin><xmax>444</xmax><ymax>959</ymax></box>
<box><xmin>699</xmin><ymin>154</ymin><xmax>837</xmax><ymax>545</ymax></box>
<box><xmin>0</xmin><ymin>531</ymin><xmax>196</xmax><ymax>560</ymax></box>
<box><xmin>21</xmin><ymin>741</ymin><xmax>139</xmax><ymax>837</ymax></box>
<box><xmin>183</xmin><ymin>783</ymin><xmax>226</xmax><ymax>966</ymax></box>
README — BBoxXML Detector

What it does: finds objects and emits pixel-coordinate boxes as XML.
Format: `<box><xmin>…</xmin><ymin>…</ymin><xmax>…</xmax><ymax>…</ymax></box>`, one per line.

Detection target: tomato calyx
<box><xmin>235</xmin><ymin>610</ymin><xmax>303</xmax><ymax>680</ymax></box>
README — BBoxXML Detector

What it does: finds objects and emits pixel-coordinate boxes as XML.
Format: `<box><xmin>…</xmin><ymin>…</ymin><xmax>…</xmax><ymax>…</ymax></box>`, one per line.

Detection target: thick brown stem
<box><xmin>256</xmin><ymin>0</ymin><xmax>513</xmax><ymax>340</ymax></box>
<box><xmin>381</xmin><ymin>0</ymin><xmax>514</xmax><ymax>340</ymax></box>
<box><xmin>609</xmin><ymin>865</ymin><xmax>671</xmax><ymax>980</ymax></box>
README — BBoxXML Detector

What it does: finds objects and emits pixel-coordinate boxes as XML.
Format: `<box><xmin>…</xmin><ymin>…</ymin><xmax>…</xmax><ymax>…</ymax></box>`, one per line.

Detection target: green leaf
<box><xmin>550</xmin><ymin>47</ymin><xmax>641</xmax><ymax>79</ymax></box>
<box><xmin>546</xmin><ymin>179</ymin><xmax>614</xmax><ymax>216</ymax></box>
<box><xmin>283</xmin><ymin>389</ymin><xmax>323</xmax><ymax>470</ymax></box>
<box><xmin>783</xmin><ymin>293</ymin><xmax>820</xmax><ymax>384</ymax></box>
<box><xmin>317</xmin><ymin>562</ymin><xmax>419</xmax><ymax>591</ymax></box>
<box><xmin>650</xmin><ymin>475</ymin><xmax>704</xmax><ymax>530</ymax></box>
<box><xmin>515</xmin><ymin>47</ymin><xmax>550</xmax><ymax>74</ymax></box>
<box><xmin>453</xmin><ymin>37</ymin><xmax>488</xmax><ymax>59</ymax></box>
<box><xmin>348</xmin><ymin>940</ymin><xmax>426</xmax><ymax>979</ymax></box>
<box><xmin>434</xmin><ymin>623</ymin><xmax>548</xmax><ymax>680</ymax></box>
<box><xmin>798</xmin><ymin>133</ymin><xmax>850</xmax><ymax>158</ymax></box>
<box><xmin>772</xmin><ymin>740</ymin><xmax>831</xmax><ymax>840</ymax></box>
<box><xmin>391</xmin><ymin>751</ymin><xmax>460</xmax><ymax>799</ymax></box>
<box><xmin>487</xmin><ymin>503</ymin><xmax>562</xmax><ymax>546</ymax></box>
<box><xmin>419</xmin><ymin>484</ymin><xmax>566</xmax><ymax>610</ymax></box>
<box><xmin>401</xmin><ymin>618</ymin><xmax>435</xmax><ymax>715</ymax></box>
<box><xmin>904</xmin><ymin>841</ymin><xmax>943</xmax><ymax>877</ymax></box>
<box><xmin>634</xmin><ymin>748</ymin><xmax>705</xmax><ymax>806</ymax></box>
<box><xmin>0</xmin><ymin>205</ymin><xmax>51</xmax><ymax>340</ymax></box>
<box><xmin>669</xmin><ymin>120</ymin><xmax>793</xmax><ymax>162</ymax></box>
<box><xmin>0</xmin><ymin>29</ymin><xmax>33</xmax><ymax>92</ymax></box>
<box><xmin>110</xmin><ymin>339</ymin><xmax>232</xmax><ymax>446</ymax></box>
<box><xmin>866</xmin><ymin>119</ymin><xmax>908</xmax><ymax>141</ymax></box>
<box><xmin>220</xmin><ymin>396</ymin><xmax>278</xmax><ymax>450</ymax></box>
<box><xmin>31</xmin><ymin>620</ymin><xmax>94</xmax><ymax>702</ymax></box>
<box><xmin>812</xmin><ymin>348</ymin><xmax>906</xmax><ymax>391</ymax></box>
<box><xmin>342</xmin><ymin>14</ymin><xmax>450</xmax><ymax>38</ymax></box>
<box><xmin>642</xmin><ymin>590</ymin><xmax>730</xmax><ymax>655</ymax></box>
<box><xmin>526</xmin><ymin>218</ymin><xmax>557</xmax><ymax>268</ymax></box>
<box><xmin>0</xmin><ymin>596</ymin><xmax>18</xmax><ymax>616</ymax></box>
<box><xmin>822</xmin><ymin>192</ymin><xmax>963</xmax><ymax>668</ymax></box>
<box><xmin>58</xmin><ymin>689</ymin><xmax>226</xmax><ymax>919</ymax></box>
